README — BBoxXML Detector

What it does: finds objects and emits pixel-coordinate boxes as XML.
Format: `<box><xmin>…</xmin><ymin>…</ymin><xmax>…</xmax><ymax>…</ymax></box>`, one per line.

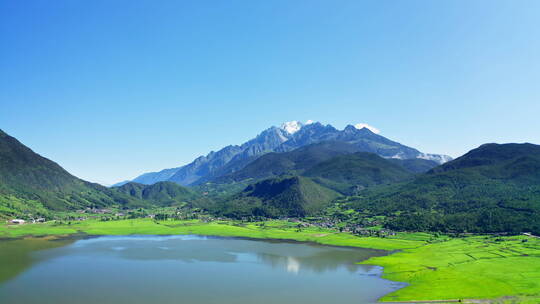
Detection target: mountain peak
<box><xmin>344</xmin><ymin>124</ymin><xmax>358</xmax><ymax>132</ymax></box>
<box><xmin>280</xmin><ymin>121</ymin><xmax>304</xmax><ymax>134</ymax></box>
<box><xmin>123</xmin><ymin>120</ymin><xmax>452</xmax><ymax>185</ymax></box>
<box><xmin>353</xmin><ymin>123</ymin><xmax>380</xmax><ymax>134</ymax></box>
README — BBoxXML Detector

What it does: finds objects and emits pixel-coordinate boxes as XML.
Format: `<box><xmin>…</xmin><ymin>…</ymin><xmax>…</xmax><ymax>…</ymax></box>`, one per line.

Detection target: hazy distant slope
<box><xmin>131</xmin><ymin>168</ymin><xmax>182</xmax><ymax>186</ymax></box>
<box><xmin>388</xmin><ymin>158</ymin><xmax>439</xmax><ymax>173</ymax></box>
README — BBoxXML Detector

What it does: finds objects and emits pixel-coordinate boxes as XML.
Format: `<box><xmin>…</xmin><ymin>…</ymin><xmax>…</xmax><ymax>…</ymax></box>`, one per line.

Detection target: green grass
<box><xmin>363</xmin><ymin>235</ymin><xmax>540</xmax><ymax>302</ymax></box>
<box><xmin>0</xmin><ymin>219</ymin><xmax>422</xmax><ymax>250</ymax></box>
<box><xmin>1</xmin><ymin>219</ymin><xmax>539</xmax><ymax>302</ymax></box>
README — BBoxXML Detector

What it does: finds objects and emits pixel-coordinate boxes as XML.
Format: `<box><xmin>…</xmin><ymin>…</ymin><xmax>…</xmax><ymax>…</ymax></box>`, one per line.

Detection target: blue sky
<box><xmin>1</xmin><ymin>0</ymin><xmax>539</xmax><ymax>185</ymax></box>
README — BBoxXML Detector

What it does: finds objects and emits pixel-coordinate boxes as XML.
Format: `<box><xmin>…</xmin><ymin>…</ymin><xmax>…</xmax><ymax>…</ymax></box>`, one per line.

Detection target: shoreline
<box><xmin>2</xmin><ymin>232</ymin><xmax>408</xmax><ymax>303</ymax></box>
<box><xmin>1</xmin><ymin>219</ymin><xmax>539</xmax><ymax>303</ymax></box>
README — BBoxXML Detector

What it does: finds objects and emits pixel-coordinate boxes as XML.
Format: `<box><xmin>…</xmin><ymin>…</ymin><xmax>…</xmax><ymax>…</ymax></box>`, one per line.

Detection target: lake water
<box><xmin>0</xmin><ymin>235</ymin><xmax>405</xmax><ymax>304</ymax></box>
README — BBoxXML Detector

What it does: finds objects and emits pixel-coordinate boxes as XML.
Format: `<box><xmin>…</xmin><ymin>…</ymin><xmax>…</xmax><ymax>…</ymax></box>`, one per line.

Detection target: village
<box><xmin>5</xmin><ymin>205</ymin><xmax>398</xmax><ymax>238</ymax></box>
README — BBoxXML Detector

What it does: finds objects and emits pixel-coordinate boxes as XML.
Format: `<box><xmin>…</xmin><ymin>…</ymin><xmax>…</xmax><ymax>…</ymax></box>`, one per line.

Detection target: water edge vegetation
<box><xmin>1</xmin><ymin>219</ymin><xmax>539</xmax><ymax>303</ymax></box>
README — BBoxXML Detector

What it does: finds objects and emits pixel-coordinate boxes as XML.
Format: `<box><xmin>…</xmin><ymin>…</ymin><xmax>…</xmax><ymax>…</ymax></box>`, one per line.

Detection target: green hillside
<box><xmin>211</xmin><ymin>176</ymin><xmax>341</xmax><ymax>218</ymax></box>
<box><xmin>304</xmin><ymin>152</ymin><xmax>415</xmax><ymax>194</ymax></box>
<box><xmin>215</xmin><ymin>142</ymin><xmax>426</xmax><ymax>195</ymax></box>
<box><xmin>430</xmin><ymin>143</ymin><xmax>540</xmax><ymax>183</ymax></box>
<box><xmin>0</xmin><ymin>130</ymin><xmax>145</xmax><ymax>218</ymax></box>
<box><xmin>114</xmin><ymin>181</ymin><xmax>200</xmax><ymax>206</ymax></box>
<box><xmin>348</xmin><ymin>143</ymin><xmax>540</xmax><ymax>234</ymax></box>
<box><xmin>215</xmin><ymin>141</ymin><xmax>359</xmax><ymax>183</ymax></box>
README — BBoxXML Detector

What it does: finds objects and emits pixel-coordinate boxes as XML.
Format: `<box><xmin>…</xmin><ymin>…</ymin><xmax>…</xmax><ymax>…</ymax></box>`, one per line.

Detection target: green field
<box><xmin>365</xmin><ymin>236</ymin><xmax>540</xmax><ymax>303</ymax></box>
<box><xmin>1</xmin><ymin>219</ymin><xmax>539</xmax><ymax>303</ymax></box>
<box><xmin>0</xmin><ymin>219</ymin><xmax>423</xmax><ymax>250</ymax></box>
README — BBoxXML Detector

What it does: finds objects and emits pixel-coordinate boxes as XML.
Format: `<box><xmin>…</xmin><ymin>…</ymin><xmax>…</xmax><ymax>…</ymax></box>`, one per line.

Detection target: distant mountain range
<box><xmin>1</xmin><ymin>127</ymin><xmax>538</xmax><ymax>234</ymax></box>
<box><xmin>214</xmin><ymin>141</ymin><xmax>438</xmax><ymax>193</ymax></box>
<box><xmin>205</xmin><ymin>149</ymin><xmax>429</xmax><ymax>218</ymax></box>
<box><xmin>118</xmin><ymin>121</ymin><xmax>452</xmax><ymax>187</ymax></box>
<box><xmin>199</xmin><ymin>141</ymin><xmax>540</xmax><ymax>234</ymax></box>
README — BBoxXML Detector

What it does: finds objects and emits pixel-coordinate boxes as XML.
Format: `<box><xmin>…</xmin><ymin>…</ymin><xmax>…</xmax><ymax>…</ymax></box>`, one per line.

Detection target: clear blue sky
<box><xmin>1</xmin><ymin>0</ymin><xmax>539</xmax><ymax>185</ymax></box>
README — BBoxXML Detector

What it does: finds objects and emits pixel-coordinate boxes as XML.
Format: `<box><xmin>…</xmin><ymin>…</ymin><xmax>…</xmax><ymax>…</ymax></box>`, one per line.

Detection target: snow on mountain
<box><xmin>120</xmin><ymin>120</ymin><xmax>452</xmax><ymax>186</ymax></box>
<box><xmin>388</xmin><ymin>152</ymin><xmax>406</xmax><ymax>160</ymax></box>
<box><xmin>417</xmin><ymin>153</ymin><xmax>453</xmax><ymax>164</ymax></box>
<box><xmin>354</xmin><ymin>123</ymin><xmax>380</xmax><ymax>134</ymax></box>
<box><xmin>280</xmin><ymin>121</ymin><xmax>304</xmax><ymax>134</ymax></box>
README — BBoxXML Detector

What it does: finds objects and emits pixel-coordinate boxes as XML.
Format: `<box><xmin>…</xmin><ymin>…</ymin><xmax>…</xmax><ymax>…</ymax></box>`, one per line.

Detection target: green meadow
<box><xmin>366</xmin><ymin>235</ymin><xmax>540</xmax><ymax>303</ymax></box>
<box><xmin>1</xmin><ymin>219</ymin><xmax>539</xmax><ymax>303</ymax></box>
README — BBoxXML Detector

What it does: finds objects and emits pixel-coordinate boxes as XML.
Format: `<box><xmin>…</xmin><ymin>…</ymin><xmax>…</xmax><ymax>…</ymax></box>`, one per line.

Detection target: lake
<box><xmin>0</xmin><ymin>235</ymin><xmax>405</xmax><ymax>304</ymax></box>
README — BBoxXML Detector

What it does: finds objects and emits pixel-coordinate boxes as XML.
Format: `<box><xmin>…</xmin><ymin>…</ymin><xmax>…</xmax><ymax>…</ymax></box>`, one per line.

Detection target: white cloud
<box><xmin>354</xmin><ymin>123</ymin><xmax>380</xmax><ymax>134</ymax></box>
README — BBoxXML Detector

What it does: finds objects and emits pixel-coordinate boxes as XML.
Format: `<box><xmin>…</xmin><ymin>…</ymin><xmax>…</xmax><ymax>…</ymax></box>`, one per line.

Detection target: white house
<box><xmin>10</xmin><ymin>219</ymin><xmax>26</xmax><ymax>224</ymax></box>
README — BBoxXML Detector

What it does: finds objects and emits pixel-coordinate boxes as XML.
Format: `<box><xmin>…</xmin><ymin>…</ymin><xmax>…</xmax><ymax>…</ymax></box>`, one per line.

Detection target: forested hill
<box><xmin>430</xmin><ymin>143</ymin><xmax>540</xmax><ymax>183</ymax></box>
<box><xmin>207</xmin><ymin>176</ymin><xmax>341</xmax><ymax>218</ymax></box>
<box><xmin>213</xmin><ymin>141</ymin><xmax>361</xmax><ymax>183</ymax></box>
<box><xmin>114</xmin><ymin>182</ymin><xmax>200</xmax><ymax>206</ymax></box>
<box><xmin>349</xmin><ymin>143</ymin><xmax>540</xmax><ymax>234</ymax></box>
<box><xmin>303</xmin><ymin>152</ymin><xmax>423</xmax><ymax>193</ymax></box>
<box><xmin>214</xmin><ymin>141</ymin><xmax>438</xmax><ymax>190</ymax></box>
<box><xmin>0</xmin><ymin>129</ymin><xmax>148</xmax><ymax>217</ymax></box>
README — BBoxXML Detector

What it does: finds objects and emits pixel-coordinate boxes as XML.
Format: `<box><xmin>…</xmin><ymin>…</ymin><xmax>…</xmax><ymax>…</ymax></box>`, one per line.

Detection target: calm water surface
<box><xmin>0</xmin><ymin>235</ymin><xmax>405</xmax><ymax>304</ymax></box>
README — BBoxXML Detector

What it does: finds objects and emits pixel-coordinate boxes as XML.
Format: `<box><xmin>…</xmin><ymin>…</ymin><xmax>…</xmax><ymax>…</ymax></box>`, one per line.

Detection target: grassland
<box><xmin>1</xmin><ymin>219</ymin><xmax>539</xmax><ymax>303</ymax></box>
<box><xmin>365</xmin><ymin>235</ymin><xmax>540</xmax><ymax>303</ymax></box>
<box><xmin>0</xmin><ymin>219</ymin><xmax>424</xmax><ymax>250</ymax></box>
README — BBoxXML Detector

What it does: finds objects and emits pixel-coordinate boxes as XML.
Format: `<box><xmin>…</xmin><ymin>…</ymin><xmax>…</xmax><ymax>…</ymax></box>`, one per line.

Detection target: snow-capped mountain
<box><xmin>122</xmin><ymin>121</ymin><xmax>452</xmax><ymax>186</ymax></box>
<box><xmin>280</xmin><ymin>121</ymin><xmax>304</xmax><ymax>134</ymax></box>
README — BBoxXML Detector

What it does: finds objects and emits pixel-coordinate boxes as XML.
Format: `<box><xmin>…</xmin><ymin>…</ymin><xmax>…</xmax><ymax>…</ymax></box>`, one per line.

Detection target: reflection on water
<box><xmin>0</xmin><ymin>235</ymin><xmax>405</xmax><ymax>304</ymax></box>
<box><xmin>59</xmin><ymin>235</ymin><xmax>385</xmax><ymax>274</ymax></box>
<box><xmin>287</xmin><ymin>256</ymin><xmax>300</xmax><ymax>274</ymax></box>
<box><xmin>0</xmin><ymin>237</ymin><xmax>74</xmax><ymax>283</ymax></box>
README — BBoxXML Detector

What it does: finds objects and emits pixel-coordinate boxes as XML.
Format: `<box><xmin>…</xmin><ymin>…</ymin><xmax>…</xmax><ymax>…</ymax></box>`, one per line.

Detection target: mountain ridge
<box><xmin>113</xmin><ymin>181</ymin><xmax>200</xmax><ymax>207</ymax></box>
<box><xmin>122</xmin><ymin>121</ymin><xmax>451</xmax><ymax>186</ymax></box>
<box><xmin>348</xmin><ymin>142</ymin><xmax>540</xmax><ymax>234</ymax></box>
<box><xmin>212</xmin><ymin>141</ymin><xmax>438</xmax><ymax>195</ymax></box>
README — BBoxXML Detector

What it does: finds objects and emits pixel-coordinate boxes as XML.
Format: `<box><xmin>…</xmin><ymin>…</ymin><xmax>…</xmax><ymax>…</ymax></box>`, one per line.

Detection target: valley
<box><xmin>3</xmin><ymin>2</ymin><xmax>539</xmax><ymax>303</ymax></box>
<box><xmin>1</xmin><ymin>124</ymin><xmax>539</xmax><ymax>303</ymax></box>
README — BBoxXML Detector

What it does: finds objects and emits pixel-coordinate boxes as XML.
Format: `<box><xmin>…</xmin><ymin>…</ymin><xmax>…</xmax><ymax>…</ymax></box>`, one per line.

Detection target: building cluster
<box><xmin>283</xmin><ymin>217</ymin><xmax>396</xmax><ymax>236</ymax></box>
<box><xmin>8</xmin><ymin>217</ymin><xmax>46</xmax><ymax>224</ymax></box>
